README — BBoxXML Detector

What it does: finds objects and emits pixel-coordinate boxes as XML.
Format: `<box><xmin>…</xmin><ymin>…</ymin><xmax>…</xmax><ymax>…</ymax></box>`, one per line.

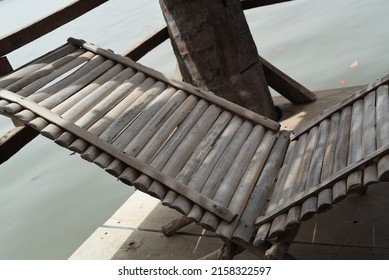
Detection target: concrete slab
<box><xmin>71</xmin><ymin>86</ymin><xmax>389</xmax><ymax>260</ymax></box>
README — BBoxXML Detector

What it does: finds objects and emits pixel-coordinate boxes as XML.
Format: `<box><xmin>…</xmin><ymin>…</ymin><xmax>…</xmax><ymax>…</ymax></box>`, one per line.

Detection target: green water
<box><xmin>0</xmin><ymin>0</ymin><xmax>389</xmax><ymax>259</ymax></box>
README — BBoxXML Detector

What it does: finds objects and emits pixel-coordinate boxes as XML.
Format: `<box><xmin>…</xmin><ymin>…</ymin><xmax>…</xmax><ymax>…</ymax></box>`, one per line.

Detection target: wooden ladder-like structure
<box><xmin>1</xmin><ymin>38</ymin><xmax>389</xmax><ymax>259</ymax></box>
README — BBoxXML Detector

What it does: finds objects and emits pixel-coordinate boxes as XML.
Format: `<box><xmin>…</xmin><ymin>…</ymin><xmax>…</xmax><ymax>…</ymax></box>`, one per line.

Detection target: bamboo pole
<box><xmin>161</xmin><ymin>216</ymin><xmax>194</xmax><ymax>237</ymax></box>
<box><xmin>162</xmin><ymin>111</ymin><xmax>234</xmax><ymax>206</ymax></box>
<box><xmin>346</xmin><ymin>99</ymin><xmax>364</xmax><ymax>192</ymax></box>
<box><xmin>300</xmin><ymin>119</ymin><xmax>330</xmax><ymax>221</ymax></box>
<box><xmin>376</xmin><ymin>85</ymin><xmax>389</xmax><ymax>180</ymax></box>
<box><xmin>186</xmin><ymin>121</ymin><xmax>253</xmax><ymax>224</ymax></box>
<box><xmin>0</xmin><ymin>44</ymin><xmax>77</xmax><ymax>89</ymax></box>
<box><xmin>112</xmin><ymin>86</ymin><xmax>176</xmax><ymax>150</ymax></box>
<box><xmin>317</xmin><ymin>112</ymin><xmax>340</xmax><ymax>212</ymax></box>
<box><xmin>133</xmin><ymin>105</ymin><xmax>222</xmax><ymax>193</ymax></box>
<box><xmin>199</xmin><ymin>125</ymin><xmax>266</xmax><ymax>231</ymax></box>
<box><xmin>106</xmin><ymin>95</ymin><xmax>199</xmax><ymax>177</ymax></box>
<box><xmin>362</xmin><ymin>91</ymin><xmax>378</xmax><ymax>188</ymax></box>
<box><xmin>232</xmin><ymin>131</ymin><xmax>290</xmax><ymax>244</ymax></box>
<box><xmin>169</xmin><ymin>115</ymin><xmax>243</xmax><ymax>214</ymax></box>
<box><xmin>4</xmin><ymin>49</ymin><xmax>86</xmax><ymax>93</ymax></box>
<box><xmin>284</xmin><ymin>127</ymin><xmax>318</xmax><ymax>228</ymax></box>
<box><xmin>216</xmin><ymin>130</ymin><xmax>277</xmax><ymax>242</ymax></box>
<box><xmin>118</xmin><ymin>100</ymin><xmax>209</xmax><ymax>186</ymax></box>
<box><xmin>332</xmin><ymin>106</ymin><xmax>352</xmax><ymax>202</ymax></box>
<box><xmin>53</xmin><ymin>64</ymin><xmax>128</xmax><ymax>115</ymax></box>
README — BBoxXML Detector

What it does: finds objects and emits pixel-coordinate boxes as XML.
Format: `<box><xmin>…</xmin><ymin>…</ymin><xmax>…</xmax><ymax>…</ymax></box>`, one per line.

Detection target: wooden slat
<box><xmin>0</xmin><ymin>89</ymin><xmax>236</xmax><ymax>223</ymax></box>
<box><xmin>68</xmin><ymin>38</ymin><xmax>280</xmax><ymax>132</ymax></box>
<box><xmin>0</xmin><ymin>0</ymin><xmax>108</xmax><ymax>56</ymax></box>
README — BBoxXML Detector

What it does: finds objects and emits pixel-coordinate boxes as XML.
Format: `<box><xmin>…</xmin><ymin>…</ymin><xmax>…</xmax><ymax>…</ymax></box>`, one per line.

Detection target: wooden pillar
<box><xmin>160</xmin><ymin>0</ymin><xmax>277</xmax><ymax>120</ymax></box>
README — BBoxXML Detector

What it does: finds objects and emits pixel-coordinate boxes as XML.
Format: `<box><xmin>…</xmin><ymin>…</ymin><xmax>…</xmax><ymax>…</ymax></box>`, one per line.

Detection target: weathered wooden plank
<box><xmin>261</xmin><ymin>57</ymin><xmax>316</xmax><ymax>104</ymax></box>
<box><xmin>0</xmin><ymin>0</ymin><xmax>108</xmax><ymax>57</ymax></box>
<box><xmin>0</xmin><ymin>125</ymin><xmax>39</xmax><ymax>164</ymax></box>
<box><xmin>0</xmin><ymin>89</ymin><xmax>236</xmax><ymax>223</ymax></box>
<box><xmin>123</xmin><ymin>25</ymin><xmax>169</xmax><ymax>61</ymax></box>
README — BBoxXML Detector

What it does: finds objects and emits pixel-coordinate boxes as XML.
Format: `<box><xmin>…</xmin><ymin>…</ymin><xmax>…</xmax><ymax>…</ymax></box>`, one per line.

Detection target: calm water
<box><xmin>1</xmin><ymin>0</ymin><xmax>389</xmax><ymax>259</ymax></box>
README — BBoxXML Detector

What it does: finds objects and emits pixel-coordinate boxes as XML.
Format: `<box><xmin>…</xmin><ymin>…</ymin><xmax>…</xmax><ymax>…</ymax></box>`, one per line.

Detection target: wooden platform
<box><xmin>69</xmin><ymin>88</ymin><xmax>389</xmax><ymax>260</ymax></box>
<box><xmin>2</xmin><ymin>38</ymin><xmax>389</xmax><ymax>259</ymax></box>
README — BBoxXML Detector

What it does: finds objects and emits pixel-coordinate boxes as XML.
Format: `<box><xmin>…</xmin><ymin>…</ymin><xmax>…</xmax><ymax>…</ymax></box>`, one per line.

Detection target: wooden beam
<box><xmin>122</xmin><ymin>25</ymin><xmax>169</xmax><ymax>61</ymax></box>
<box><xmin>0</xmin><ymin>125</ymin><xmax>39</xmax><ymax>165</ymax></box>
<box><xmin>0</xmin><ymin>0</ymin><xmax>108</xmax><ymax>57</ymax></box>
<box><xmin>0</xmin><ymin>57</ymin><xmax>13</xmax><ymax>77</ymax></box>
<box><xmin>261</xmin><ymin>57</ymin><xmax>316</xmax><ymax>104</ymax></box>
<box><xmin>241</xmin><ymin>0</ymin><xmax>293</xmax><ymax>10</ymax></box>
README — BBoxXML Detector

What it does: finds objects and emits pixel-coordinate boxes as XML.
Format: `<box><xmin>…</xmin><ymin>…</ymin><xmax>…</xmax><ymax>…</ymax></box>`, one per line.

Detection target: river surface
<box><xmin>0</xmin><ymin>0</ymin><xmax>389</xmax><ymax>259</ymax></box>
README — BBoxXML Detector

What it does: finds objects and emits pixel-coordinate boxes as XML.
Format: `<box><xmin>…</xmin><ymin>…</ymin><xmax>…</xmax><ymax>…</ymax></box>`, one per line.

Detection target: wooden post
<box><xmin>159</xmin><ymin>0</ymin><xmax>277</xmax><ymax>120</ymax></box>
<box><xmin>161</xmin><ymin>216</ymin><xmax>193</xmax><ymax>237</ymax></box>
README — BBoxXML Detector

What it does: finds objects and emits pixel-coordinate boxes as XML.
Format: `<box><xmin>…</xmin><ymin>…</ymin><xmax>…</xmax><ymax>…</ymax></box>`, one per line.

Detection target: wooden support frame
<box><xmin>0</xmin><ymin>0</ymin><xmax>108</xmax><ymax>57</ymax></box>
